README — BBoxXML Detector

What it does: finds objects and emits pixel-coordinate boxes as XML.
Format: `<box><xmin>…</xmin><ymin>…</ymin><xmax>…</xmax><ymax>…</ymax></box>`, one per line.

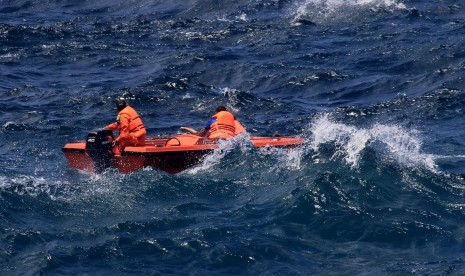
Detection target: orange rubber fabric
<box><xmin>106</xmin><ymin>105</ymin><xmax>146</xmax><ymax>154</ymax></box>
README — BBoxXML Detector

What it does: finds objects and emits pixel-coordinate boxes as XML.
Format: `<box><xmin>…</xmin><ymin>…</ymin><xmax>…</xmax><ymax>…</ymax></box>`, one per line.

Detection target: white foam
<box><xmin>185</xmin><ymin>132</ymin><xmax>305</xmax><ymax>175</ymax></box>
<box><xmin>186</xmin><ymin>133</ymin><xmax>253</xmax><ymax>174</ymax></box>
<box><xmin>3</xmin><ymin>121</ymin><xmax>15</xmax><ymax>128</ymax></box>
<box><xmin>309</xmin><ymin>114</ymin><xmax>438</xmax><ymax>172</ymax></box>
<box><xmin>434</xmin><ymin>155</ymin><xmax>465</xmax><ymax>160</ymax></box>
<box><xmin>0</xmin><ymin>175</ymin><xmax>64</xmax><ymax>199</ymax></box>
<box><xmin>258</xmin><ymin>145</ymin><xmax>304</xmax><ymax>172</ymax></box>
<box><xmin>0</xmin><ymin>52</ymin><xmax>20</xmax><ymax>61</ymax></box>
<box><xmin>291</xmin><ymin>0</ymin><xmax>407</xmax><ymax>25</ymax></box>
<box><xmin>236</xmin><ymin>13</ymin><xmax>248</xmax><ymax>21</ymax></box>
<box><xmin>181</xmin><ymin>92</ymin><xmax>194</xmax><ymax>99</ymax></box>
<box><xmin>0</xmin><ymin>170</ymin><xmax>127</xmax><ymax>202</ymax></box>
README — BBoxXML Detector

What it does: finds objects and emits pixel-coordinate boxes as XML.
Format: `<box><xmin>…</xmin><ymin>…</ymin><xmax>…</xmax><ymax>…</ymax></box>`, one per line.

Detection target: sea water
<box><xmin>1</xmin><ymin>0</ymin><xmax>465</xmax><ymax>274</ymax></box>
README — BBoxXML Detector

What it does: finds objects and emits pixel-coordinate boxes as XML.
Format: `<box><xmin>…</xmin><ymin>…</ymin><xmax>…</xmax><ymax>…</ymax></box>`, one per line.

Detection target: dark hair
<box><xmin>215</xmin><ymin>106</ymin><xmax>227</xmax><ymax>112</ymax></box>
<box><xmin>117</xmin><ymin>100</ymin><xmax>127</xmax><ymax>111</ymax></box>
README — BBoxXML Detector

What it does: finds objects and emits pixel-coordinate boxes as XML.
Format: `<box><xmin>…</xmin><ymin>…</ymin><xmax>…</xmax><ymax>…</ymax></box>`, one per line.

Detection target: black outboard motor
<box><xmin>85</xmin><ymin>129</ymin><xmax>114</xmax><ymax>173</ymax></box>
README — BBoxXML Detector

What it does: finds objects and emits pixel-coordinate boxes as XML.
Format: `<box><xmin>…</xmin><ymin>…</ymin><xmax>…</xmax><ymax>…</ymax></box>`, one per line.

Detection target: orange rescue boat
<box><xmin>62</xmin><ymin>129</ymin><xmax>305</xmax><ymax>174</ymax></box>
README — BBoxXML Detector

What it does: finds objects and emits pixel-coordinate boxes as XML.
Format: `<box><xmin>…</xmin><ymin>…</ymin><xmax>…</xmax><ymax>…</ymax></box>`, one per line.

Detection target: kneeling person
<box><xmin>106</xmin><ymin>100</ymin><xmax>146</xmax><ymax>155</ymax></box>
<box><xmin>181</xmin><ymin>106</ymin><xmax>245</xmax><ymax>140</ymax></box>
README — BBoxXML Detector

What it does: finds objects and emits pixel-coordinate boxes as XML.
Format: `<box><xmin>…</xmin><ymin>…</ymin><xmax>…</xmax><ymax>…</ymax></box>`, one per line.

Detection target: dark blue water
<box><xmin>2</xmin><ymin>0</ymin><xmax>465</xmax><ymax>274</ymax></box>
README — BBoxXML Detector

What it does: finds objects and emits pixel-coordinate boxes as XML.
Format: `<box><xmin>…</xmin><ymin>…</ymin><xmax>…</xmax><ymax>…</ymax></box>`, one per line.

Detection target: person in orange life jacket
<box><xmin>180</xmin><ymin>106</ymin><xmax>246</xmax><ymax>140</ymax></box>
<box><xmin>106</xmin><ymin>100</ymin><xmax>146</xmax><ymax>155</ymax></box>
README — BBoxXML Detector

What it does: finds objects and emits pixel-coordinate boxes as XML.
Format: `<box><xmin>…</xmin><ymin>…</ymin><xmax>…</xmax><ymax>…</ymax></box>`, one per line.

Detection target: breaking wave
<box><xmin>308</xmin><ymin>114</ymin><xmax>438</xmax><ymax>172</ymax></box>
<box><xmin>291</xmin><ymin>0</ymin><xmax>408</xmax><ymax>25</ymax></box>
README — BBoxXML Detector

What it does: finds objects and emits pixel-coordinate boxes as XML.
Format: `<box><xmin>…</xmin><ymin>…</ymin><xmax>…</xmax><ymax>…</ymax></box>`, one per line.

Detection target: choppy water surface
<box><xmin>1</xmin><ymin>0</ymin><xmax>465</xmax><ymax>274</ymax></box>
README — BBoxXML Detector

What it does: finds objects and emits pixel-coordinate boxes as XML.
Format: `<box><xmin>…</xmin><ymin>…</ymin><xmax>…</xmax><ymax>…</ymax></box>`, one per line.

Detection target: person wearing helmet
<box><xmin>106</xmin><ymin>100</ymin><xmax>146</xmax><ymax>155</ymax></box>
<box><xmin>180</xmin><ymin>106</ymin><xmax>246</xmax><ymax>140</ymax></box>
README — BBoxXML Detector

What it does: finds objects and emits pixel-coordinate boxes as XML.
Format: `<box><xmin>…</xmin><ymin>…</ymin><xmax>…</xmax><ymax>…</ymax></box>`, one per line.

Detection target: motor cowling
<box><xmin>85</xmin><ymin>129</ymin><xmax>114</xmax><ymax>173</ymax></box>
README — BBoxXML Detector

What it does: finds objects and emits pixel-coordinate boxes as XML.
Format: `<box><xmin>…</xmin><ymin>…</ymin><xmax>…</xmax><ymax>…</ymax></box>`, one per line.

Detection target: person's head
<box><xmin>116</xmin><ymin>100</ymin><xmax>127</xmax><ymax>111</ymax></box>
<box><xmin>215</xmin><ymin>106</ymin><xmax>227</xmax><ymax>113</ymax></box>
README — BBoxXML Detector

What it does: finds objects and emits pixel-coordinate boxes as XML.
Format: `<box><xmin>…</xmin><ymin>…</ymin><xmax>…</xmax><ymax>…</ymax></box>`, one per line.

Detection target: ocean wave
<box><xmin>308</xmin><ymin>113</ymin><xmax>438</xmax><ymax>172</ymax></box>
<box><xmin>291</xmin><ymin>0</ymin><xmax>408</xmax><ymax>25</ymax></box>
<box><xmin>1</xmin><ymin>0</ymin><xmax>465</xmax><ymax>274</ymax></box>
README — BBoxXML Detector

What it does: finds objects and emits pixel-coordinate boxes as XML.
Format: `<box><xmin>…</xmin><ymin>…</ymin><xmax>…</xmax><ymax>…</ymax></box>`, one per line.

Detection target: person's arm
<box><xmin>179</xmin><ymin>127</ymin><xmax>199</xmax><ymax>134</ymax></box>
<box><xmin>197</xmin><ymin>118</ymin><xmax>216</xmax><ymax>137</ymax></box>
<box><xmin>197</xmin><ymin>128</ymin><xmax>207</xmax><ymax>137</ymax></box>
<box><xmin>180</xmin><ymin>118</ymin><xmax>215</xmax><ymax>137</ymax></box>
<box><xmin>106</xmin><ymin>122</ymin><xmax>119</xmax><ymax>131</ymax></box>
<box><xmin>115</xmin><ymin>114</ymin><xmax>131</xmax><ymax>142</ymax></box>
<box><xmin>179</xmin><ymin>126</ymin><xmax>207</xmax><ymax>137</ymax></box>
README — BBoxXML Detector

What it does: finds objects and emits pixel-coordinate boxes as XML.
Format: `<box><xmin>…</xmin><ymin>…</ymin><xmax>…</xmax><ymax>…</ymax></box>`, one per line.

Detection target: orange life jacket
<box><xmin>118</xmin><ymin>106</ymin><xmax>145</xmax><ymax>136</ymax></box>
<box><xmin>209</xmin><ymin>111</ymin><xmax>236</xmax><ymax>140</ymax></box>
<box><xmin>107</xmin><ymin>105</ymin><xmax>146</xmax><ymax>141</ymax></box>
<box><xmin>234</xmin><ymin>120</ymin><xmax>246</xmax><ymax>135</ymax></box>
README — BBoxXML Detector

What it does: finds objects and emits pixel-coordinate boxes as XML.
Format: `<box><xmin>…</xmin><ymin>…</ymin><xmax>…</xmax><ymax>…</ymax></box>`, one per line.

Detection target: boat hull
<box><xmin>62</xmin><ymin>133</ymin><xmax>304</xmax><ymax>174</ymax></box>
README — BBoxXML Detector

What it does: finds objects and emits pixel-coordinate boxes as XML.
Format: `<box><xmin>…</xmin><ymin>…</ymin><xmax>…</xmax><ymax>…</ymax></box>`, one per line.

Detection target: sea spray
<box><xmin>185</xmin><ymin>133</ymin><xmax>253</xmax><ymax>175</ymax></box>
<box><xmin>309</xmin><ymin>114</ymin><xmax>438</xmax><ymax>172</ymax></box>
<box><xmin>186</xmin><ymin>133</ymin><xmax>304</xmax><ymax>175</ymax></box>
<box><xmin>291</xmin><ymin>0</ymin><xmax>407</xmax><ymax>25</ymax></box>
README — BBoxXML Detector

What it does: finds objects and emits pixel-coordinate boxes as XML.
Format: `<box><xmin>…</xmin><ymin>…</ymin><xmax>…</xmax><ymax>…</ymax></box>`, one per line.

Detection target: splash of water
<box><xmin>291</xmin><ymin>0</ymin><xmax>407</xmax><ymax>25</ymax></box>
<box><xmin>211</xmin><ymin>87</ymin><xmax>244</xmax><ymax>113</ymax></box>
<box><xmin>258</xmin><ymin>145</ymin><xmax>304</xmax><ymax>172</ymax></box>
<box><xmin>185</xmin><ymin>133</ymin><xmax>303</xmax><ymax>175</ymax></box>
<box><xmin>309</xmin><ymin>114</ymin><xmax>438</xmax><ymax>172</ymax></box>
<box><xmin>185</xmin><ymin>133</ymin><xmax>253</xmax><ymax>174</ymax></box>
<box><xmin>0</xmin><ymin>175</ymin><xmax>66</xmax><ymax>199</ymax></box>
<box><xmin>0</xmin><ymin>170</ymin><xmax>127</xmax><ymax>203</ymax></box>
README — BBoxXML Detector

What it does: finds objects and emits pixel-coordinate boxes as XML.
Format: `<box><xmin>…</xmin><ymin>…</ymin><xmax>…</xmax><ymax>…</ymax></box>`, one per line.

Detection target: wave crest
<box><xmin>308</xmin><ymin>114</ymin><xmax>437</xmax><ymax>172</ymax></box>
<box><xmin>291</xmin><ymin>0</ymin><xmax>407</xmax><ymax>25</ymax></box>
